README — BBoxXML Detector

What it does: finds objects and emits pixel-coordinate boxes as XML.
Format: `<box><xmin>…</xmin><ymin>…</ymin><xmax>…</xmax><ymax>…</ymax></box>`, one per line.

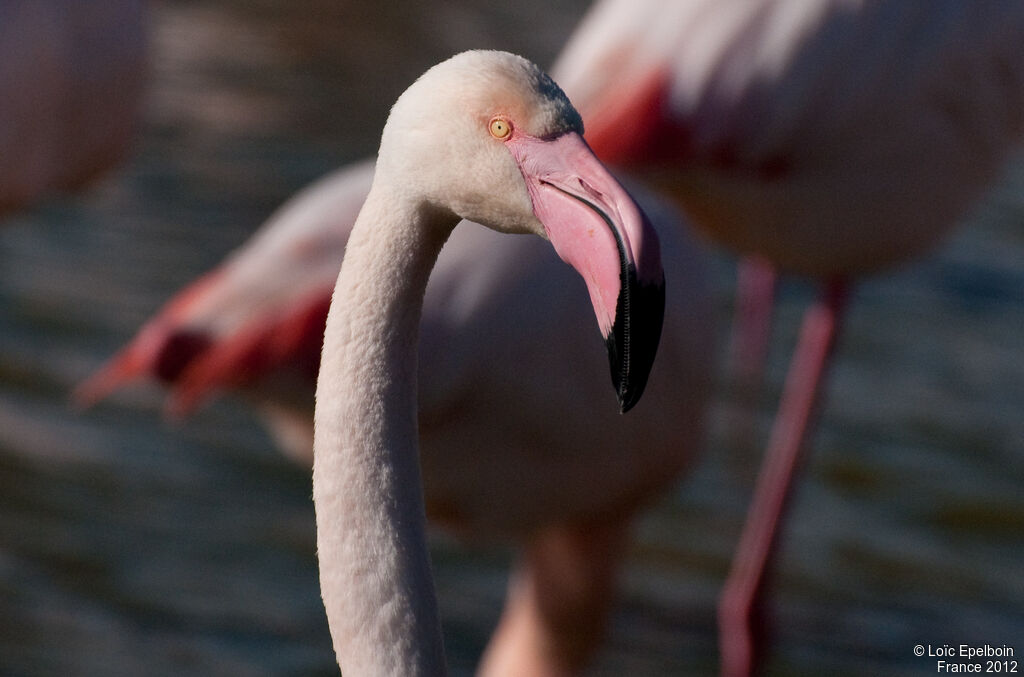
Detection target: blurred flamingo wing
<box><xmin>169</xmin><ymin>289</ymin><xmax>332</xmax><ymax>415</ymax></box>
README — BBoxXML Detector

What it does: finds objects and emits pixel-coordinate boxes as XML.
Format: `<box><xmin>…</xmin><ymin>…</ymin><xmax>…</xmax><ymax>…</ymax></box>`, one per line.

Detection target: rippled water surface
<box><xmin>1</xmin><ymin>2</ymin><xmax>1023</xmax><ymax>675</ymax></box>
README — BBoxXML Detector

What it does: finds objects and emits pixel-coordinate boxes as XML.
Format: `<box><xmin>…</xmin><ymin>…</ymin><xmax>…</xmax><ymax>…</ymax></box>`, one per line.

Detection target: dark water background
<box><xmin>1</xmin><ymin>1</ymin><xmax>1022</xmax><ymax>675</ymax></box>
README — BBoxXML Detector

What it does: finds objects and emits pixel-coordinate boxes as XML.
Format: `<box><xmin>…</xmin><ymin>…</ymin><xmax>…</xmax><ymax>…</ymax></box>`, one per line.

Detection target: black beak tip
<box><xmin>606</xmin><ymin>275</ymin><xmax>666</xmax><ymax>414</ymax></box>
<box><xmin>617</xmin><ymin>389</ymin><xmax>640</xmax><ymax>415</ymax></box>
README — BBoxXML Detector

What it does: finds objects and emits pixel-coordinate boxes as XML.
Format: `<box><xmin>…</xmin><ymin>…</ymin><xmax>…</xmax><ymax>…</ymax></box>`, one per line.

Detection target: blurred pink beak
<box><xmin>507</xmin><ymin>130</ymin><xmax>665</xmax><ymax>412</ymax></box>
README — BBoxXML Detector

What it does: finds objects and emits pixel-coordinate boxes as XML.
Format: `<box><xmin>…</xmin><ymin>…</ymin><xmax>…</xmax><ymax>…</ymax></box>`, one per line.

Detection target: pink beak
<box><xmin>506</xmin><ymin>131</ymin><xmax>665</xmax><ymax>412</ymax></box>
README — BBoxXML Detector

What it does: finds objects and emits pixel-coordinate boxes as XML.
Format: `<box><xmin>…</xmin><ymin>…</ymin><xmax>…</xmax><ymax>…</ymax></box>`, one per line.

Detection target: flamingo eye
<box><xmin>488</xmin><ymin>117</ymin><xmax>512</xmax><ymax>140</ymax></box>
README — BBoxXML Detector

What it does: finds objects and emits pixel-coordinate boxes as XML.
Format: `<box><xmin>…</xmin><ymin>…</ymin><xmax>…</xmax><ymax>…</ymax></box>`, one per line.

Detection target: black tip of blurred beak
<box><xmin>605</xmin><ymin>266</ymin><xmax>665</xmax><ymax>413</ymax></box>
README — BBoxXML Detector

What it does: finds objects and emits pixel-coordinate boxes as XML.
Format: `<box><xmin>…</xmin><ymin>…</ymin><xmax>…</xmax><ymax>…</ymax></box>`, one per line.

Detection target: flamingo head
<box><xmin>377</xmin><ymin>50</ymin><xmax>666</xmax><ymax>412</ymax></box>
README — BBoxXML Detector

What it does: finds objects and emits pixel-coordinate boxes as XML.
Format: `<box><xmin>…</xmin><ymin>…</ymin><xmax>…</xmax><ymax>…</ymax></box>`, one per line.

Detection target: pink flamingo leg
<box><xmin>718</xmin><ymin>278</ymin><xmax>850</xmax><ymax>677</ymax></box>
<box><xmin>729</xmin><ymin>255</ymin><xmax>778</xmax><ymax>389</ymax></box>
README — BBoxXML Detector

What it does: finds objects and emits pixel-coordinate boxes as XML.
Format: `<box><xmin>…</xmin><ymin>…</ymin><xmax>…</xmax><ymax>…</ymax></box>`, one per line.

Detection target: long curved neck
<box><xmin>313</xmin><ymin>184</ymin><xmax>454</xmax><ymax>676</ymax></box>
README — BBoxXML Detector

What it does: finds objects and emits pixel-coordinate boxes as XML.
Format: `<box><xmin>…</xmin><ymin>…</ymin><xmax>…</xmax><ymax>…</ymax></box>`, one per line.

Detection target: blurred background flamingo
<box><xmin>553</xmin><ymin>1</ymin><xmax>1024</xmax><ymax>673</ymax></box>
<box><xmin>2</xmin><ymin>1</ymin><xmax>1023</xmax><ymax>675</ymax></box>
<box><xmin>76</xmin><ymin>157</ymin><xmax>716</xmax><ymax>673</ymax></box>
<box><xmin>0</xmin><ymin>0</ymin><xmax>147</xmax><ymax>217</ymax></box>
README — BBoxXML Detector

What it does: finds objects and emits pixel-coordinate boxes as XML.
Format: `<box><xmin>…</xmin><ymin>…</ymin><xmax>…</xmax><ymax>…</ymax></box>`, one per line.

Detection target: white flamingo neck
<box><xmin>313</xmin><ymin>185</ymin><xmax>454</xmax><ymax>676</ymax></box>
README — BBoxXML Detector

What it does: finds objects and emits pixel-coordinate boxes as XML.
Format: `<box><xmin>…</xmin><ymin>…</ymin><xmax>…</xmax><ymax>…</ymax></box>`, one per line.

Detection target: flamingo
<box><xmin>314</xmin><ymin>48</ymin><xmax>668</xmax><ymax>676</ymax></box>
<box><xmin>552</xmin><ymin>0</ymin><xmax>1024</xmax><ymax>673</ymax></box>
<box><xmin>0</xmin><ymin>0</ymin><xmax>147</xmax><ymax>216</ymax></box>
<box><xmin>77</xmin><ymin>51</ymin><xmax>716</xmax><ymax>673</ymax></box>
